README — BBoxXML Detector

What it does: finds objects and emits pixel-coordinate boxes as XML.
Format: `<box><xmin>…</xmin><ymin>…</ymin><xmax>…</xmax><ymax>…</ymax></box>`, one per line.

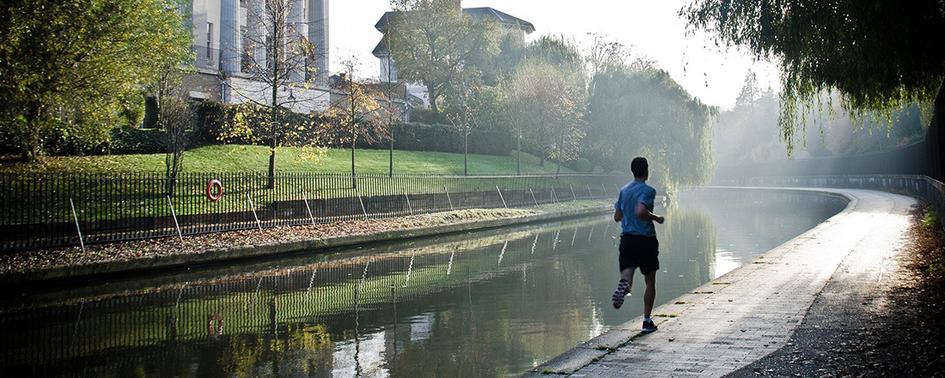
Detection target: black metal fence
<box><xmin>715</xmin><ymin>174</ymin><xmax>945</xmax><ymax>217</ymax></box>
<box><xmin>0</xmin><ymin>172</ymin><xmax>625</xmax><ymax>251</ymax></box>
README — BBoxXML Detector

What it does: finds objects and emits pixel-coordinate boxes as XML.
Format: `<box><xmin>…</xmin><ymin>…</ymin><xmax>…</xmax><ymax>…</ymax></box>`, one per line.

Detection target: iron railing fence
<box><xmin>0</xmin><ymin>172</ymin><xmax>625</xmax><ymax>251</ymax></box>
<box><xmin>715</xmin><ymin>174</ymin><xmax>945</xmax><ymax>218</ymax></box>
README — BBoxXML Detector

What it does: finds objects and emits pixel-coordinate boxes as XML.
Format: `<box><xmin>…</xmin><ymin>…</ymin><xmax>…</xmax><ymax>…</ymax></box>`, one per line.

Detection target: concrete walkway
<box><xmin>526</xmin><ymin>188</ymin><xmax>915</xmax><ymax>377</ymax></box>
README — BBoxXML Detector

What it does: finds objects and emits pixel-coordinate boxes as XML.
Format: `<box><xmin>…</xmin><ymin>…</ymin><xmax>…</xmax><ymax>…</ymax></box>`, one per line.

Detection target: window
<box><xmin>206</xmin><ymin>23</ymin><xmax>214</xmax><ymax>60</ymax></box>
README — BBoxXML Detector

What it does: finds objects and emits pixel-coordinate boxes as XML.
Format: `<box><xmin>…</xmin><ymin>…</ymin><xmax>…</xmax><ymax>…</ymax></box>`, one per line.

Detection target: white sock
<box><xmin>644</xmin><ymin>316</ymin><xmax>652</xmax><ymax>322</ymax></box>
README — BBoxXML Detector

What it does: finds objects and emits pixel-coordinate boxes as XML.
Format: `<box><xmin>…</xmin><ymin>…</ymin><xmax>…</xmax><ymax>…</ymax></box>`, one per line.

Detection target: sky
<box><xmin>328</xmin><ymin>0</ymin><xmax>781</xmax><ymax>110</ymax></box>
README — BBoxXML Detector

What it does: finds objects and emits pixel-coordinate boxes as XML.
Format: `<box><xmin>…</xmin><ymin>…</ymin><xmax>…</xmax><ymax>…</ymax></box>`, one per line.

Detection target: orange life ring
<box><xmin>208</xmin><ymin>314</ymin><xmax>224</xmax><ymax>336</ymax></box>
<box><xmin>206</xmin><ymin>179</ymin><xmax>223</xmax><ymax>201</ymax></box>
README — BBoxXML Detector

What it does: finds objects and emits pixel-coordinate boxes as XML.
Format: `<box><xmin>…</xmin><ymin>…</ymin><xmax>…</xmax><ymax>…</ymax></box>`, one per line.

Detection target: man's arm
<box><xmin>635</xmin><ymin>201</ymin><xmax>665</xmax><ymax>224</ymax></box>
<box><xmin>614</xmin><ymin>209</ymin><xmax>623</xmax><ymax>222</ymax></box>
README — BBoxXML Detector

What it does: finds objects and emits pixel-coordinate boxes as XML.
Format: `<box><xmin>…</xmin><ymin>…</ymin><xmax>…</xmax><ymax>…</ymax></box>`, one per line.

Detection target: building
<box><xmin>185</xmin><ymin>0</ymin><xmax>330</xmax><ymax>113</ymax></box>
<box><xmin>370</xmin><ymin>2</ymin><xmax>535</xmax><ymax>107</ymax></box>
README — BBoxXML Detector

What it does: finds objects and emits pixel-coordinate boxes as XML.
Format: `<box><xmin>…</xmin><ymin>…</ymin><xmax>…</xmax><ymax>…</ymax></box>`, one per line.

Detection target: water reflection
<box><xmin>0</xmin><ymin>189</ymin><xmax>844</xmax><ymax>377</ymax></box>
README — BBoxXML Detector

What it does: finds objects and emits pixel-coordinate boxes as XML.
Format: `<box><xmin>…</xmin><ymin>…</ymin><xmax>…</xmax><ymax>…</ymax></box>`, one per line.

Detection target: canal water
<box><xmin>0</xmin><ymin>188</ymin><xmax>846</xmax><ymax>377</ymax></box>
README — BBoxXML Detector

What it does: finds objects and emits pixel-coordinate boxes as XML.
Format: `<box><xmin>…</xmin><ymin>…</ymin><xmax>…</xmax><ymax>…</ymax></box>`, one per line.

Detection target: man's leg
<box><xmin>613</xmin><ymin>266</ymin><xmax>635</xmax><ymax>309</ymax></box>
<box><xmin>642</xmin><ymin>271</ymin><xmax>656</xmax><ymax>318</ymax></box>
<box><xmin>640</xmin><ymin>270</ymin><xmax>658</xmax><ymax>332</ymax></box>
<box><xmin>621</xmin><ymin>266</ymin><xmax>636</xmax><ymax>290</ymax></box>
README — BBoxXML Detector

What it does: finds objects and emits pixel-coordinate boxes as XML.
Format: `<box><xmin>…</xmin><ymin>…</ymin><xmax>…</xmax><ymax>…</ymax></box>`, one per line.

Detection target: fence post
<box><xmin>551</xmin><ymin>187</ymin><xmax>559</xmax><ymax>203</ymax></box>
<box><xmin>404</xmin><ymin>191</ymin><xmax>413</xmax><ymax>214</ymax></box>
<box><xmin>586</xmin><ymin>184</ymin><xmax>593</xmax><ymax>198</ymax></box>
<box><xmin>246</xmin><ymin>193</ymin><xmax>262</xmax><ymax>231</ymax></box>
<box><xmin>569</xmin><ymin>184</ymin><xmax>577</xmax><ymax>202</ymax></box>
<box><xmin>444</xmin><ymin>186</ymin><xmax>454</xmax><ymax>211</ymax></box>
<box><xmin>69</xmin><ymin>198</ymin><xmax>85</xmax><ymax>252</ymax></box>
<box><xmin>601</xmin><ymin>183</ymin><xmax>607</xmax><ymax>198</ymax></box>
<box><xmin>529</xmin><ymin>188</ymin><xmax>539</xmax><ymax>207</ymax></box>
<box><xmin>496</xmin><ymin>186</ymin><xmax>507</xmax><ymax>208</ymax></box>
<box><xmin>303</xmin><ymin>196</ymin><xmax>316</xmax><ymax>226</ymax></box>
<box><xmin>357</xmin><ymin>190</ymin><xmax>368</xmax><ymax>220</ymax></box>
<box><xmin>165</xmin><ymin>195</ymin><xmax>184</xmax><ymax>244</ymax></box>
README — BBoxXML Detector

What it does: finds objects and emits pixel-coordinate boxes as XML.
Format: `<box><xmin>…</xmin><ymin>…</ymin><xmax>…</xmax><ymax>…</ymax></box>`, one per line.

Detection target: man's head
<box><xmin>631</xmin><ymin>157</ymin><xmax>648</xmax><ymax>179</ymax></box>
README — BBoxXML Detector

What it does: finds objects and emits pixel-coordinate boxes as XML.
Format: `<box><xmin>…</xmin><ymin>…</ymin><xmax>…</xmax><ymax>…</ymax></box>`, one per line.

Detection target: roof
<box><xmin>372</xmin><ymin>36</ymin><xmax>390</xmax><ymax>57</ymax></box>
<box><xmin>374</xmin><ymin>7</ymin><xmax>535</xmax><ymax>33</ymax></box>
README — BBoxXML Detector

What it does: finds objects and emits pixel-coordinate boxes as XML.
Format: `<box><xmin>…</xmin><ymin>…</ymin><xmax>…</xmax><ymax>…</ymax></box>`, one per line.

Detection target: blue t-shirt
<box><xmin>614</xmin><ymin>179</ymin><xmax>657</xmax><ymax>236</ymax></box>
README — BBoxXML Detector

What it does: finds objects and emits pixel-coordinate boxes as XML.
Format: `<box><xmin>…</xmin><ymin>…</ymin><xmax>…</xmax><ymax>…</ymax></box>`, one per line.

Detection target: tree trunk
<box><xmin>464</xmin><ymin>130</ymin><xmax>469</xmax><ymax>176</ymax></box>
<box><xmin>516</xmin><ymin>134</ymin><xmax>521</xmax><ymax>175</ymax></box>
<box><xmin>351</xmin><ymin>134</ymin><xmax>357</xmax><ymax>189</ymax></box>
<box><xmin>428</xmin><ymin>83</ymin><xmax>439</xmax><ymax>114</ymax></box>
<box><xmin>22</xmin><ymin>103</ymin><xmax>42</xmax><ymax>163</ymax></box>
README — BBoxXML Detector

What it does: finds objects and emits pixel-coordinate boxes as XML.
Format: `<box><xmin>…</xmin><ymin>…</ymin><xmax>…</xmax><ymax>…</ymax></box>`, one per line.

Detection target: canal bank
<box><xmin>527</xmin><ymin>187</ymin><xmax>916</xmax><ymax>377</ymax></box>
<box><xmin>0</xmin><ymin>201</ymin><xmax>610</xmax><ymax>284</ymax></box>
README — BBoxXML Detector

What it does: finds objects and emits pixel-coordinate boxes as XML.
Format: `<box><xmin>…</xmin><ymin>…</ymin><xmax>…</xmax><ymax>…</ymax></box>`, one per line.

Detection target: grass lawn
<box><xmin>1</xmin><ymin>145</ymin><xmax>575</xmax><ymax>175</ymax></box>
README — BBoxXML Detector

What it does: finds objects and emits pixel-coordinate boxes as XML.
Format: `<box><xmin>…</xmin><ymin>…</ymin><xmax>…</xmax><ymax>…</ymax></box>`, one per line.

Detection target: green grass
<box><xmin>1</xmin><ymin>145</ymin><xmax>574</xmax><ymax>175</ymax></box>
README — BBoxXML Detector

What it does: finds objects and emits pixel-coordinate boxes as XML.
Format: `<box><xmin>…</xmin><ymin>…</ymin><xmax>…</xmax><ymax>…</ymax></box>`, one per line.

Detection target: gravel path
<box><xmin>0</xmin><ymin>201</ymin><xmax>607</xmax><ymax>276</ymax></box>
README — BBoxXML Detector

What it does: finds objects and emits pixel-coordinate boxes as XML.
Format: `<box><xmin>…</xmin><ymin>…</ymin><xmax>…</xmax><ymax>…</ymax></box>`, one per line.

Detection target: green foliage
<box><xmin>682</xmin><ymin>0</ymin><xmax>945</xmax><ymax>152</ymax></box>
<box><xmin>586</xmin><ymin>67</ymin><xmax>715</xmax><ymax>190</ymax></box>
<box><xmin>922</xmin><ymin>210</ymin><xmax>939</xmax><ymax>230</ymax></box>
<box><xmin>388</xmin><ymin>0</ymin><xmax>500</xmax><ymax>113</ymax></box>
<box><xmin>217</xmin><ymin>103</ymin><xmax>330</xmax><ymax>161</ymax></box>
<box><xmin>0</xmin><ymin>0</ymin><xmax>191</xmax><ymax>160</ymax></box>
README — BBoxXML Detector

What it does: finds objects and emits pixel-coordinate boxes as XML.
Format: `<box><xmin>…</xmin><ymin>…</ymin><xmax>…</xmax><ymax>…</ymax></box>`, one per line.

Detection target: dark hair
<box><xmin>631</xmin><ymin>157</ymin><xmax>648</xmax><ymax>178</ymax></box>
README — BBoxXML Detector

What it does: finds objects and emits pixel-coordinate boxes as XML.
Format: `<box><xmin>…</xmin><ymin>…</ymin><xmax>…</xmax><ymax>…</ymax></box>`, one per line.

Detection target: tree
<box><xmin>506</xmin><ymin>61</ymin><xmax>587</xmax><ymax>176</ymax></box>
<box><xmin>233</xmin><ymin>0</ymin><xmax>321</xmax><ymax>188</ymax></box>
<box><xmin>387</xmin><ymin>0</ymin><xmax>500</xmax><ymax>113</ymax></box>
<box><xmin>0</xmin><ymin>0</ymin><xmax>190</xmax><ymax>161</ymax></box>
<box><xmin>159</xmin><ymin>97</ymin><xmax>192</xmax><ymax>196</ymax></box>
<box><xmin>444</xmin><ymin>71</ymin><xmax>483</xmax><ymax>176</ymax></box>
<box><xmin>584</xmin><ymin>33</ymin><xmax>631</xmax><ymax>79</ymax></box>
<box><xmin>586</xmin><ymin>66</ymin><xmax>715</xmax><ymax>191</ymax></box>
<box><xmin>325</xmin><ymin>62</ymin><xmax>388</xmax><ymax>189</ymax></box>
<box><xmin>681</xmin><ymin>0</ymin><xmax>945</xmax><ymax>157</ymax></box>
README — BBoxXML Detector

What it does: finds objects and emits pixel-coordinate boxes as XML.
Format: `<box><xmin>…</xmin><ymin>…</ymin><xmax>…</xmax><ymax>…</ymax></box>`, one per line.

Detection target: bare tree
<box><xmin>444</xmin><ymin>70</ymin><xmax>482</xmax><ymax>176</ymax></box>
<box><xmin>147</xmin><ymin>66</ymin><xmax>191</xmax><ymax>196</ymax></box>
<box><xmin>160</xmin><ymin>97</ymin><xmax>192</xmax><ymax>196</ymax></box>
<box><xmin>584</xmin><ymin>33</ymin><xmax>630</xmax><ymax>78</ymax></box>
<box><xmin>325</xmin><ymin>59</ymin><xmax>388</xmax><ymax>189</ymax></box>
<box><xmin>229</xmin><ymin>0</ymin><xmax>322</xmax><ymax>188</ymax></box>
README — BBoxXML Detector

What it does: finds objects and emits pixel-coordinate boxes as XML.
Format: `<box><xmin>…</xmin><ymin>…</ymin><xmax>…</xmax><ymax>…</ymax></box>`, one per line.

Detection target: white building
<box><xmin>185</xmin><ymin>0</ymin><xmax>331</xmax><ymax>113</ymax></box>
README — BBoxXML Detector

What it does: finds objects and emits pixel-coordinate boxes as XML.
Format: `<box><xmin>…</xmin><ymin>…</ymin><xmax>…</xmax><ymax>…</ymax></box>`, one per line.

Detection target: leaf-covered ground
<box><xmin>0</xmin><ymin>201</ymin><xmax>608</xmax><ymax>276</ymax></box>
<box><xmin>730</xmin><ymin>204</ymin><xmax>945</xmax><ymax>377</ymax></box>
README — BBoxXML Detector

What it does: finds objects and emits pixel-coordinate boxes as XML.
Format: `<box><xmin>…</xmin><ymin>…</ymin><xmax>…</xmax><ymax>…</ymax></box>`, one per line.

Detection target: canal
<box><xmin>0</xmin><ymin>188</ymin><xmax>846</xmax><ymax>377</ymax></box>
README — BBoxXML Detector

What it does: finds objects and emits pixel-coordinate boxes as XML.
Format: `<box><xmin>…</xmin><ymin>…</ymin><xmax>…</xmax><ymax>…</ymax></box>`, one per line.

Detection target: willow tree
<box><xmin>681</xmin><ymin>0</ymin><xmax>945</xmax><ymax>174</ymax></box>
<box><xmin>0</xmin><ymin>0</ymin><xmax>190</xmax><ymax>161</ymax></box>
<box><xmin>586</xmin><ymin>67</ymin><xmax>715</xmax><ymax>191</ymax></box>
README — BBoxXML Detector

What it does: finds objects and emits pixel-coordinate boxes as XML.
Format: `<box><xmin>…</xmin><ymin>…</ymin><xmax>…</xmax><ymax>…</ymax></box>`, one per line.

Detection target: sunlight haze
<box><xmin>329</xmin><ymin>0</ymin><xmax>781</xmax><ymax>110</ymax></box>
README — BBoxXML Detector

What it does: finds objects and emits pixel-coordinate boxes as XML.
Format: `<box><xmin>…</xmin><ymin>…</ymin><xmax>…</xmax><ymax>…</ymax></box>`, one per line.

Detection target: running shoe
<box><xmin>612</xmin><ymin>279</ymin><xmax>630</xmax><ymax>309</ymax></box>
<box><xmin>642</xmin><ymin>319</ymin><xmax>658</xmax><ymax>333</ymax></box>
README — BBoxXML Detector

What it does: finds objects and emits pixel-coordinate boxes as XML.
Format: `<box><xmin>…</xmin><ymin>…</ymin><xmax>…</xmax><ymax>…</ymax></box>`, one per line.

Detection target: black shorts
<box><xmin>618</xmin><ymin>234</ymin><xmax>659</xmax><ymax>274</ymax></box>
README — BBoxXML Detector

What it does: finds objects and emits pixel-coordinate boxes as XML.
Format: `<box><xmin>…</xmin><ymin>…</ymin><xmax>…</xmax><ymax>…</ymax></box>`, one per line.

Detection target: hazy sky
<box><xmin>329</xmin><ymin>0</ymin><xmax>780</xmax><ymax>110</ymax></box>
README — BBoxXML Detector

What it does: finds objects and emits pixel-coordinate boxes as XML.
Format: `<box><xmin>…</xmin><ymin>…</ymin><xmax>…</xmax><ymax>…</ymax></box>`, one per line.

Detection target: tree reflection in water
<box><xmin>0</xmin><ymin>189</ymin><xmax>844</xmax><ymax>377</ymax></box>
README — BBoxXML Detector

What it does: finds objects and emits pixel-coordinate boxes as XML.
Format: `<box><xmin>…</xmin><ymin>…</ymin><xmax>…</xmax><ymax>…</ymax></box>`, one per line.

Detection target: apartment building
<box><xmin>185</xmin><ymin>0</ymin><xmax>330</xmax><ymax>113</ymax></box>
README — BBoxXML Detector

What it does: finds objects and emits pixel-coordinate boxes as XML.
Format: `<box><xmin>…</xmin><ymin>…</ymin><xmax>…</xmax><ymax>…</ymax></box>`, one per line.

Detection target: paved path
<box><xmin>526</xmin><ymin>188</ymin><xmax>915</xmax><ymax>377</ymax></box>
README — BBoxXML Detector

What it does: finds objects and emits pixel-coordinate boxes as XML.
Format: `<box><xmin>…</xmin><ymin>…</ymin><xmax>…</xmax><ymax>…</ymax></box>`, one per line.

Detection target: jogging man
<box><xmin>612</xmin><ymin>157</ymin><xmax>664</xmax><ymax>333</ymax></box>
